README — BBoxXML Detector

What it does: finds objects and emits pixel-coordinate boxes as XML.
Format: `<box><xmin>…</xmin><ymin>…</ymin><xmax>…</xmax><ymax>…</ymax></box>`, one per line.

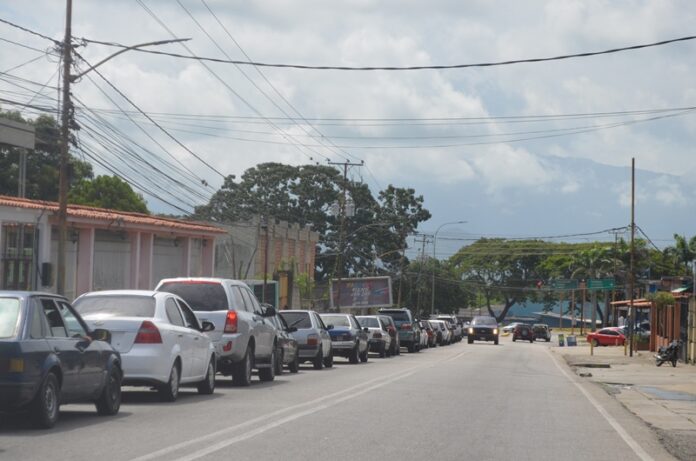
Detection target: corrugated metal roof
<box><xmin>0</xmin><ymin>195</ymin><xmax>225</xmax><ymax>235</ymax></box>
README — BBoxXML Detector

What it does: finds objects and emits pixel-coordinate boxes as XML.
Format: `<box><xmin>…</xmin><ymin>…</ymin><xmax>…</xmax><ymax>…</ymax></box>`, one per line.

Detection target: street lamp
<box><xmin>430</xmin><ymin>220</ymin><xmax>466</xmax><ymax>316</ymax></box>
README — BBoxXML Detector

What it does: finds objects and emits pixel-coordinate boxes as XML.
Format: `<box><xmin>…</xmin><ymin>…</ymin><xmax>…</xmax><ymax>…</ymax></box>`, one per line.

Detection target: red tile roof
<box><xmin>0</xmin><ymin>195</ymin><xmax>225</xmax><ymax>235</ymax></box>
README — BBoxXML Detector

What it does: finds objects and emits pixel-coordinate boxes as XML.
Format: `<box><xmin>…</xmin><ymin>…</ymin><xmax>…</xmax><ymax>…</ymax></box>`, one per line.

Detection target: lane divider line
<box><xmin>544</xmin><ymin>347</ymin><xmax>654</xmax><ymax>461</ymax></box>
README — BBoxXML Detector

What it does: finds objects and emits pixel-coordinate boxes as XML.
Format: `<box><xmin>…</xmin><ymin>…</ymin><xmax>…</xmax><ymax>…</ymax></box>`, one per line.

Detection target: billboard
<box><xmin>330</xmin><ymin>276</ymin><xmax>393</xmax><ymax>309</ymax></box>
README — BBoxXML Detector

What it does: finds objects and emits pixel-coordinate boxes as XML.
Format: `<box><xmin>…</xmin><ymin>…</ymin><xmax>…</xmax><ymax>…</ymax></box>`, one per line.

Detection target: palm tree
<box><xmin>665</xmin><ymin>234</ymin><xmax>696</xmax><ymax>273</ymax></box>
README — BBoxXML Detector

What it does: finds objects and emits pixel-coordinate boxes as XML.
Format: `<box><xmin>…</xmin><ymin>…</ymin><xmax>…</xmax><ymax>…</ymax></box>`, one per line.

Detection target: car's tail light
<box><xmin>307</xmin><ymin>334</ymin><xmax>319</xmax><ymax>346</ymax></box>
<box><xmin>401</xmin><ymin>324</ymin><xmax>412</xmax><ymax>330</ymax></box>
<box><xmin>135</xmin><ymin>321</ymin><xmax>162</xmax><ymax>344</ymax></box>
<box><xmin>224</xmin><ymin>310</ymin><xmax>238</xmax><ymax>333</ymax></box>
<box><xmin>0</xmin><ymin>358</ymin><xmax>24</xmax><ymax>373</ymax></box>
<box><xmin>387</xmin><ymin>326</ymin><xmax>396</xmax><ymax>337</ymax></box>
<box><xmin>373</xmin><ymin>332</ymin><xmax>382</xmax><ymax>339</ymax></box>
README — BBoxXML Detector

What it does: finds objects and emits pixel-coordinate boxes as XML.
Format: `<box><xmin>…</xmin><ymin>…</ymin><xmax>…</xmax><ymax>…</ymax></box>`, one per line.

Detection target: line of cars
<box><xmin>0</xmin><ymin>278</ymin><xmax>470</xmax><ymax>429</ymax></box>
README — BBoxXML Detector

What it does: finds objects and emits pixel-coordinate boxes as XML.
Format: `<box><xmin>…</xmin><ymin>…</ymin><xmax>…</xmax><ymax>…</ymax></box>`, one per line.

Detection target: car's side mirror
<box><xmin>262</xmin><ymin>307</ymin><xmax>277</xmax><ymax>317</ymax></box>
<box><xmin>201</xmin><ymin>321</ymin><xmax>215</xmax><ymax>332</ymax></box>
<box><xmin>326</xmin><ymin>324</ymin><xmax>334</xmax><ymax>330</ymax></box>
<box><xmin>363</xmin><ymin>327</ymin><xmax>369</xmax><ymax>333</ymax></box>
<box><xmin>549</xmin><ymin>328</ymin><xmax>553</xmax><ymax>331</ymax></box>
<box><xmin>286</xmin><ymin>326</ymin><xmax>298</xmax><ymax>333</ymax></box>
<box><xmin>90</xmin><ymin>328</ymin><xmax>111</xmax><ymax>343</ymax></box>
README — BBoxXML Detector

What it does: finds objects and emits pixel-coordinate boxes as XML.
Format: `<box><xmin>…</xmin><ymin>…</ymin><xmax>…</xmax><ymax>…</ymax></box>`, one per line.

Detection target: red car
<box><xmin>586</xmin><ymin>327</ymin><xmax>625</xmax><ymax>346</ymax></box>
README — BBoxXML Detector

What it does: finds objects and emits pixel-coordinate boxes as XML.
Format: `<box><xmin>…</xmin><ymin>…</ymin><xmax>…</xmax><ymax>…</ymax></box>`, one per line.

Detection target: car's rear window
<box><xmin>280</xmin><ymin>312</ymin><xmax>312</xmax><ymax>329</ymax></box>
<box><xmin>380</xmin><ymin>311</ymin><xmax>410</xmax><ymax>322</ymax></box>
<box><xmin>357</xmin><ymin>317</ymin><xmax>379</xmax><ymax>328</ymax></box>
<box><xmin>158</xmin><ymin>282</ymin><xmax>227</xmax><ymax>311</ymax></box>
<box><xmin>321</xmin><ymin>315</ymin><xmax>350</xmax><ymax>327</ymax></box>
<box><xmin>74</xmin><ymin>296</ymin><xmax>156</xmax><ymax>318</ymax></box>
<box><xmin>0</xmin><ymin>298</ymin><xmax>21</xmax><ymax>338</ymax></box>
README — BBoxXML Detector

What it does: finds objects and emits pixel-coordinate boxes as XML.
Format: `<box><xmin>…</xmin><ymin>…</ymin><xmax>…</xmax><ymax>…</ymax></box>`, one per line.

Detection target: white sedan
<box><xmin>73</xmin><ymin>290</ymin><xmax>216</xmax><ymax>402</ymax></box>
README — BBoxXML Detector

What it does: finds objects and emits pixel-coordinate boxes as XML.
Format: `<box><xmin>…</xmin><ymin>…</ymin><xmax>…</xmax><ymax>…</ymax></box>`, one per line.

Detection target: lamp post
<box><xmin>430</xmin><ymin>220</ymin><xmax>466</xmax><ymax>316</ymax></box>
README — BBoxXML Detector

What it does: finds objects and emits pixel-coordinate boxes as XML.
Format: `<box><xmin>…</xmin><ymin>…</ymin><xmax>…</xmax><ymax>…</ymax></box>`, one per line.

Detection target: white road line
<box><xmin>545</xmin><ymin>347</ymin><xmax>654</xmax><ymax>461</ymax></box>
<box><xmin>134</xmin><ymin>348</ymin><xmax>470</xmax><ymax>461</ymax></box>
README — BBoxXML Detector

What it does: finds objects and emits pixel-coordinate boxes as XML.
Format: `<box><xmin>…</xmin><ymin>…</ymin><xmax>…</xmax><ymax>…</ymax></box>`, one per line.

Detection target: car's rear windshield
<box><xmin>74</xmin><ymin>296</ymin><xmax>156</xmax><ymax>318</ymax></box>
<box><xmin>280</xmin><ymin>312</ymin><xmax>312</xmax><ymax>329</ymax></box>
<box><xmin>0</xmin><ymin>298</ymin><xmax>20</xmax><ymax>338</ymax></box>
<box><xmin>380</xmin><ymin>311</ymin><xmax>410</xmax><ymax>322</ymax></box>
<box><xmin>158</xmin><ymin>282</ymin><xmax>227</xmax><ymax>311</ymax></box>
<box><xmin>357</xmin><ymin>317</ymin><xmax>379</xmax><ymax>328</ymax></box>
<box><xmin>321</xmin><ymin>315</ymin><xmax>350</xmax><ymax>327</ymax></box>
<box><xmin>473</xmin><ymin>316</ymin><xmax>497</xmax><ymax>326</ymax></box>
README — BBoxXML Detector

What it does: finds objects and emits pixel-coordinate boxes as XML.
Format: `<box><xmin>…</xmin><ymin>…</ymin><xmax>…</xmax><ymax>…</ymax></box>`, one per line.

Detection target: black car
<box><xmin>512</xmin><ymin>324</ymin><xmax>534</xmax><ymax>343</ymax></box>
<box><xmin>467</xmin><ymin>315</ymin><xmax>499</xmax><ymax>345</ymax></box>
<box><xmin>0</xmin><ymin>292</ymin><xmax>122</xmax><ymax>428</ymax></box>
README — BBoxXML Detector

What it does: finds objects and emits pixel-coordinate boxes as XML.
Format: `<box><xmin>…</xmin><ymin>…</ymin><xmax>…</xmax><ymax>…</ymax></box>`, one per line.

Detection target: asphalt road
<box><xmin>0</xmin><ymin>337</ymin><xmax>677</xmax><ymax>461</ymax></box>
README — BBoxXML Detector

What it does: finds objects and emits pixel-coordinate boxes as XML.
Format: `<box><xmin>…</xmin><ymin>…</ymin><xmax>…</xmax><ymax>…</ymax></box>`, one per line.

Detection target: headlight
<box><xmin>493</xmin><ymin>329</ymin><xmax>498</xmax><ymax>335</ymax></box>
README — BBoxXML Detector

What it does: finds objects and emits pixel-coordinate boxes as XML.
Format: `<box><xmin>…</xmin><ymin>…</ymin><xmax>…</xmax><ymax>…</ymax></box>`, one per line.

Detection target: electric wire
<box><xmin>1</xmin><ymin>54</ymin><xmax>48</xmax><ymax>75</ymax></box>
<box><xmin>0</xmin><ymin>18</ymin><xmax>60</xmax><ymax>44</ymax></box>
<box><xmin>80</xmin><ymin>32</ymin><xmax>696</xmax><ymax>71</ymax></box>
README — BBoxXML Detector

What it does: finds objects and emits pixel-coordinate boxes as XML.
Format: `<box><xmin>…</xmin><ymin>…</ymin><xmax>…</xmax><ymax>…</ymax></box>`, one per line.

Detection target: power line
<box><xmin>0</xmin><ymin>17</ymin><xmax>60</xmax><ymax>44</ymax></box>
<box><xmin>80</xmin><ymin>32</ymin><xmax>696</xmax><ymax>71</ymax></box>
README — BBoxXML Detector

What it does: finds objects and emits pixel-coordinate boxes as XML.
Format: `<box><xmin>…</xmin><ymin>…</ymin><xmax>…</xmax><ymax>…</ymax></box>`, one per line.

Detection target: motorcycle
<box><xmin>655</xmin><ymin>339</ymin><xmax>682</xmax><ymax>367</ymax></box>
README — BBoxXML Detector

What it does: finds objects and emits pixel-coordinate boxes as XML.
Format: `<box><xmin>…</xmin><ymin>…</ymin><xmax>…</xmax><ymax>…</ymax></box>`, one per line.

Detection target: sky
<box><xmin>1</xmin><ymin>0</ymin><xmax>695</xmax><ymax>260</ymax></box>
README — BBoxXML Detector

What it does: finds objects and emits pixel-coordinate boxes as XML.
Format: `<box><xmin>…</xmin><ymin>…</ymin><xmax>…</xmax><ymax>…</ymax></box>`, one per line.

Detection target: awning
<box><xmin>671</xmin><ymin>286</ymin><xmax>692</xmax><ymax>294</ymax></box>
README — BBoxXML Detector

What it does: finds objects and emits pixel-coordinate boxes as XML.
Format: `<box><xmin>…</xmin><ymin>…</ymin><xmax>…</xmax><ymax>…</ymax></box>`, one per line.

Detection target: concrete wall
<box><xmin>92</xmin><ymin>230</ymin><xmax>130</xmax><ymax>291</ymax></box>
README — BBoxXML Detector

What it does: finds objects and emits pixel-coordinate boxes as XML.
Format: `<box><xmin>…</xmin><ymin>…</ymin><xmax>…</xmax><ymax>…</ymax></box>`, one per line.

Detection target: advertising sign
<box><xmin>330</xmin><ymin>276</ymin><xmax>393</xmax><ymax>309</ymax></box>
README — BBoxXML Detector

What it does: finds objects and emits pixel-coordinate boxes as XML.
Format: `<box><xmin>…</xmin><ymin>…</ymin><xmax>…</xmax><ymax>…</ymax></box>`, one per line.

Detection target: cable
<box><xmin>635</xmin><ymin>225</ymin><xmax>661</xmax><ymax>251</ymax></box>
<box><xmin>80</xmin><ymin>32</ymin><xmax>696</xmax><ymax>71</ymax></box>
<box><xmin>0</xmin><ymin>18</ymin><xmax>60</xmax><ymax>44</ymax></box>
<box><xmin>1</xmin><ymin>54</ymin><xmax>47</xmax><ymax>75</ymax></box>
<box><xmin>0</xmin><ymin>36</ymin><xmax>57</xmax><ymax>55</ymax></box>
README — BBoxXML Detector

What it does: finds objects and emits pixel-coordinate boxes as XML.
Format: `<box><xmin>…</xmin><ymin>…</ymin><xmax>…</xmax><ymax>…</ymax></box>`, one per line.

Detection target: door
<box><xmin>315</xmin><ymin>313</ymin><xmax>332</xmax><ymax>356</ymax></box>
<box><xmin>38</xmin><ymin>298</ymin><xmax>82</xmax><ymax>401</ymax></box>
<box><xmin>164</xmin><ymin>297</ymin><xmax>194</xmax><ymax>379</ymax></box>
<box><xmin>240</xmin><ymin>287</ymin><xmax>272</xmax><ymax>357</ymax></box>
<box><xmin>177</xmin><ymin>299</ymin><xmax>209</xmax><ymax>377</ymax></box>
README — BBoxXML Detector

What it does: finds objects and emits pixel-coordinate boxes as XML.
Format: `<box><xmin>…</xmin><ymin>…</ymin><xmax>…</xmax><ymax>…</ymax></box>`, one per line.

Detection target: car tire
<box><xmin>591</xmin><ymin>339</ymin><xmax>599</xmax><ymax>347</ymax></box>
<box><xmin>349</xmin><ymin>344</ymin><xmax>360</xmax><ymax>364</ymax></box>
<box><xmin>96</xmin><ymin>366</ymin><xmax>122</xmax><ymax>415</ymax></box>
<box><xmin>288</xmin><ymin>353</ymin><xmax>299</xmax><ymax>373</ymax></box>
<box><xmin>274</xmin><ymin>348</ymin><xmax>284</xmax><ymax>376</ymax></box>
<box><xmin>546</xmin><ymin>338</ymin><xmax>551</xmax><ymax>342</ymax></box>
<box><xmin>512</xmin><ymin>337</ymin><xmax>516</xmax><ymax>342</ymax></box>
<box><xmin>495</xmin><ymin>338</ymin><xmax>499</xmax><ymax>345</ymax></box>
<box><xmin>259</xmin><ymin>349</ymin><xmax>276</xmax><ymax>382</ymax></box>
<box><xmin>360</xmin><ymin>348</ymin><xmax>368</xmax><ymax>363</ymax></box>
<box><xmin>30</xmin><ymin>372</ymin><xmax>60</xmax><ymax>429</ymax></box>
<box><xmin>158</xmin><ymin>362</ymin><xmax>180</xmax><ymax>402</ymax></box>
<box><xmin>197</xmin><ymin>358</ymin><xmax>216</xmax><ymax>395</ymax></box>
<box><xmin>395</xmin><ymin>344</ymin><xmax>401</xmax><ymax>355</ymax></box>
<box><xmin>313</xmin><ymin>347</ymin><xmax>324</xmax><ymax>370</ymax></box>
<box><xmin>232</xmin><ymin>345</ymin><xmax>253</xmax><ymax>387</ymax></box>
<box><xmin>323</xmin><ymin>348</ymin><xmax>334</xmax><ymax>368</ymax></box>
<box><xmin>468</xmin><ymin>338</ymin><xmax>473</xmax><ymax>344</ymax></box>
<box><xmin>379</xmin><ymin>342</ymin><xmax>386</xmax><ymax>358</ymax></box>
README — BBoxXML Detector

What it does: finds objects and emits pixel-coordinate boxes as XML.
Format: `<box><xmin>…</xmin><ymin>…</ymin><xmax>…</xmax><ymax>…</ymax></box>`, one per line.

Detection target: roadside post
<box><xmin>558</xmin><ymin>333</ymin><xmax>565</xmax><ymax>347</ymax></box>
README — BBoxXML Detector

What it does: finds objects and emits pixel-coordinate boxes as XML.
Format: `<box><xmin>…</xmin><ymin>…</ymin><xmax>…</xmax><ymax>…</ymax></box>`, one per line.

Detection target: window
<box><xmin>315</xmin><ymin>314</ymin><xmax>328</xmax><ymax>330</ymax></box>
<box><xmin>158</xmin><ymin>281</ymin><xmax>227</xmax><ymax>311</ymax></box>
<box><xmin>74</xmin><ymin>295</ymin><xmax>155</xmax><ymax>318</ymax></box>
<box><xmin>0</xmin><ymin>297</ymin><xmax>21</xmax><ymax>338</ymax></box>
<box><xmin>321</xmin><ymin>315</ymin><xmax>351</xmax><ymax>327</ymax></box>
<box><xmin>279</xmin><ymin>312</ymin><xmax>311</xmax><ymax>329</ymax></box>
<box><xmin>357</xmin><ymin>317</ymin><xmax>379</xmax><ymax>328</ymax></box>
<box><xmin>57</xmin><ymin>302</ymin><xmax>87</xmax><ymax>338</ymax></box>
<box><xmin>30</xmin><ymin>302</ymin><xmax>45</xmax><ymax>339</ymax></box>
<box><xmin>240</xmin><ymin>288</ymin><xmax>261</xmax><ymax>314</ymax></box>
<box><xmin>178</xmin><ymin>301</ymin><xmax>200</xmax><ymax>330</ymax></box>
<box><xmin>41</xmin><ymin>299</ymin><xmax>67</xmax><ymax>337</ymax></box>
<box><xmin>165</xmin><ymin>298</ymin><xmax>185</xmax><ymax>327</ymax></box>
<box><xmin>229</xmin><ymin>287</ymin><xmax>248</xmax><ymax>312</ymax></box>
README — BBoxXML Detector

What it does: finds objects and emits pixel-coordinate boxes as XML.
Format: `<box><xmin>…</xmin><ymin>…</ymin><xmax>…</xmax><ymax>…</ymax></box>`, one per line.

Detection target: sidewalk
<box><xmin>551</xmin><ymin>339</ymin><xmax>696</xmax><ymax>460</ymax></box>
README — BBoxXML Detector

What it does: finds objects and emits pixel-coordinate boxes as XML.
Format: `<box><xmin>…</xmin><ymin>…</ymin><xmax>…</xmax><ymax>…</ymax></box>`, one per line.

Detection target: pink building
<box><xmin>0</xmin><ymin>195</ymin><xmax>225</xmax><ymax>300</ymax></box>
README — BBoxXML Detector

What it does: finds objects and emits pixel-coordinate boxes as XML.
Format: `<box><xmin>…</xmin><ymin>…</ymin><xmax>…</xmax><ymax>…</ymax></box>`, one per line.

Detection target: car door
<box><xmin>38</xmin><ymin>298</ymin><xmax>82</xmax><ymax>401</ymax></box>
<box><xmin>241</xmin><ymin>287</ymin><xmax>272</xmax><ymax>357</ymax></box>
<box><xmin>177</xmin><ymin>299</ymin><xmax>209</xmax><ymax>377</ymax></box>
<box><xmin>164</xmin><ymin>296</ymin><xmax>194</xmax><ymax>379</ymax></box>
<box><xmin>314</xmin><ymin>313</ymin><xmax>332</xmax><ymax>355</ymax></box>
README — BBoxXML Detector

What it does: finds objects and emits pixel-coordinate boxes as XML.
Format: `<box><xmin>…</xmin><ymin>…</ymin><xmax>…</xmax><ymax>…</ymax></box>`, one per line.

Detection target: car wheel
<box><xmin>30</xmin><ymin>372</ymin><xmax>60</xmax><ymax>429</ymax></box>
<box><xmin>468</xmin><ymin>338</ymin><xmax>473</xmax><ymax>344</ymax></box>
<box><xmin>349</xmin><ymin>344</ymin><xmax>360</xmax><ymax>364</ymax></box>
<box><xmin>96</xmin><ymin>366</ymin><xmax>122</xmax><ymax>415</ymax></box>
<box><xmin>323</xmin><ymin>348</ymin><xmax>334</xmax><ymax>368</ymax></box>
<box><xmin>494</xmin><ymin>338</ymin><xmax>499</xmax><ymax>345</ymax></box>
<box><xmin>288</xmin><ymin>352</ymin><xmax>300</xmax><ymax>373</ymax></box>
<box><xmin>395</xmin><ymin>344</ymin><xmax>401</xmax><ymax>355</ymax></box>
<box><xmin>360</xmin><ymin>348</ymin><xmax>369</xmax><ymax>363</ymax></box>
<box><xmin>196</xmin><ymin>358</ymin><xmax>216</xmax><ymax>395</ymax></box>
<box><xmin>232</xmin><ymin>345</ymin><xmax>253</xmax><ymax>386</ymax></box>
<box><xmin>591</xmin><ymin>339</ymin><xmax>599</xmax><ymax>347</ymax></box>
<box><xmin>546</xmin><ymin>338</ymin><xmax>551</xmax><ymax>342</ymax></box>
<box><xmin>313</xmin><ymin>347</ymin><xmax>324</xmax><ymax>370</ymax></box>
<box><xmin>274</xmin><ymin>348</ymin><xmax>284</xmax><ymax>376</ymax></box>
<box><xmin>259</xmin><ymin>349</ymin><xmax>276</xmax><ymax>382</ymax></box>
<box><xmin>512</xmin><ymin>337</ymin><xmax>516</xmax><ymax>342</ymax></box>
<box><xmin>379</xmin><ymin>342</ymin><xmax>386</xmax><ymax>358</ymax></box>
<box><xmin>158</xmin><ymin>362</ymin><xmax>180</xmax><ymax>402</ymax></box>
<box><xmin>407</xmin><ymin>343</ymin><xmax>415</xmax><ymax>353</ymax></box>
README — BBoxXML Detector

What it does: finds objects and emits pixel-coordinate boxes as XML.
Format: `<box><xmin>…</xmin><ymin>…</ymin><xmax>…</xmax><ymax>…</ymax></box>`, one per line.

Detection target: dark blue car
<box><xmin>319</xmin><ymin>313</ymin><xmax>369</xmax><ymax>363</ymax></box>
<box><xmin>0</xmin><ymin>291</ymin><xmax>122</xmax><ymax>428</ymax></box>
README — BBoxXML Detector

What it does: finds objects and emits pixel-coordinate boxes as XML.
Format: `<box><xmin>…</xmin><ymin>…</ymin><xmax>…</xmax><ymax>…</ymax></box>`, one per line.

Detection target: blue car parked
<box><xmin>0</xmin><ymin>292</ymin><xmax>122</xmax><ymax>428</ymax></box>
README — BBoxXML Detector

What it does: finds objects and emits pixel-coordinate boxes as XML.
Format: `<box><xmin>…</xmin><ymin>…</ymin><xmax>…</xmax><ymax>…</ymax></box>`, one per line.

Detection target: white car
<box><xmin>356</xmin><ymin>315</ymin><xmax>393</xmax><ymax>358</ymax></box>
<box><xmin>502</xmin><ymin>322</ymin><xmax>523</xmax><ymax>333</ymax></box>
<box><xmin>430</xmin><ymin>319</ymin><xmax>452</xmax><ymax>345</ymax></box>
<box><xmin>73</xmin><ymin>290</ymin><xmax>216</xmax><ymax>402</ymax></box>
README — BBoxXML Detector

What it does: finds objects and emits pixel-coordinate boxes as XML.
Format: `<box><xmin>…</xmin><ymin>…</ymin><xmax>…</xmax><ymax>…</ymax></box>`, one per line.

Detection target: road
<box><xmin>0</xmin><ymin>337</ymin><xmax>676</xmax><ymax>461</ymax></box>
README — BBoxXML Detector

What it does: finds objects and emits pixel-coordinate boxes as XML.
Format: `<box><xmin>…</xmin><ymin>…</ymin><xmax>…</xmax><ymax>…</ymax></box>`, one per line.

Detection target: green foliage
<box><xmin>646</xmin><ymin>291</ymin><xmax>675</xmax><ymax>309</ymax></box>
<box><xmin>68</xmin><ymin>175</ymin><xmax>149</xmax><ymax>213</ymax></box>
<box><xmin>0</xmin><ymin>110</ymin><xmax>93</xmax><ymax>200</ymax></box>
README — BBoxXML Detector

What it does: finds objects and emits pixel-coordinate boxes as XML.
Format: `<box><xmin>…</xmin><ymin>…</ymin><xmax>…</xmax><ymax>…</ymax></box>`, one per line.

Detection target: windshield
<box><xmin>279</xmin><ymin>312</ymin><xmax>312</xmax><ymax>329</ymax></box>
<box><xmin>158</xmin><ymin>282</ymin><xmax>227</xmax><ymax>311</ymax></box>
<box><xmin>0</xmin><ymin>298</ymin><xmax>21</xmax><ymax>338</ymax></box>
<box><xmin>380</xmin><ymin>310</ymin><xmax>410</xmax><ymax>323</ymax></box>
<box><xmin>473</xmin><ymin>316</ymin><xmax>497</xmax><ymax>326</ymax></box>
<box><xmin>358</xmin><ymin>317</ymin><xmax>379</xmax><ymax>328</ymax></box>
<box><xmin>321</xmin><ymin>315</ymin><xmax>351</xmax><ymax>327</ymax></box>
<box><xmin>74</xmin><ymin>296</ymin><xmax>156</xmax><ymax>318</ymax></box>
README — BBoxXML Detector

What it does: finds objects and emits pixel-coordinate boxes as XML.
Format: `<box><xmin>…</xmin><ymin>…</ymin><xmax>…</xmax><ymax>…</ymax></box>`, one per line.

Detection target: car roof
<box><xmin>77</xmin><ymin>290</ymin><xmax>160</xmax><ymax>298</ymax></box>
<box><xmin>157</xmin><ymin>277</ymin><xmax>249</xmax><ymax>286</ymax></box>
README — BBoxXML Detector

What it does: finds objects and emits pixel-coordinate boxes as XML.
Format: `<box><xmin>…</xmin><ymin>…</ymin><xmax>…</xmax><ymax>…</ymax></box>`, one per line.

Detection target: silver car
<box><xmin>279</xmin><ymin>310</ymin><xmax>333</xmax><ymax>369</ymax></box>
<box><xmin>155</xmin><ymin>278</ymin><xmax>278</xmax><ymax>386</ymax></box>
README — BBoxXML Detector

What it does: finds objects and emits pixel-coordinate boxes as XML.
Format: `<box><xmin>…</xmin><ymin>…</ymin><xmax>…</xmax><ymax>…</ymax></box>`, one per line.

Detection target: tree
<box><xmin>68</xmin><ymin>175</ymin><xmax>149</xmax><ymax>213</ymax></box>
<box><xmin>664</xmin><ymin>234</ymin><xmax>696</xmax><ymax>274</ymax></box>
<box><xmin>0</xmin><ymin>110</ymin><xmax>93</xmax><ymax>200</ymax></box>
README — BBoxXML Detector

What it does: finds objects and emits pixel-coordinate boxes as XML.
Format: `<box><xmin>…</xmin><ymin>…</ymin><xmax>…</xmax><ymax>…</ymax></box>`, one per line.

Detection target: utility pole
<box><xmin>56</xmin><ymin>0</ymin><xmax>73</xmax><ymax>295</ymax></box>
<box><xmin>414</xmin><ymin>234</ymin><xmax>430</xmax><ymax>316</ymax></box>
<box><xmin>629</xmin><ymin>158</ymin><xmax>636</xmax><ymax>357</ymax></box>
<box><xmin>328</xmin><ymin>160</ymin><xmax>362</xmax><ymax>310</ymax></box>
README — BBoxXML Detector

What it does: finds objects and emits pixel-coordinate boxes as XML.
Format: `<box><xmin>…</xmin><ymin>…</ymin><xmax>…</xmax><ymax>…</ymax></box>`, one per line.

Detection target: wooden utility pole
<box><xmin>56</xmin><ymin>0</ymin><xmax>73</xmax><ymax>295</ymax></box>
<box><xmin>328</xmin><ymin>160</ymin><xmax>362</xmax><ymax>310</ymax></box>
<box><xmin>414</xmin><ymin>234</ymin><xmax>430</xmax><ymax>316</ymax></box>
<box><xmin>629</xmin><ymin>158</ymin><xmax>636</xmax><ymax>357</ymax></box>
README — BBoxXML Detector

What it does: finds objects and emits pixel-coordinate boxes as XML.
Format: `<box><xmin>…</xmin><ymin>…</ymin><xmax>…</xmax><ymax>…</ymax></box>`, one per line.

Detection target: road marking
<box><xmin>545</xmin><ymin>347</ymin><xmax>654</xmax><ymax>461</ymax></box>
<box><xmin>134</xmin><ymin>348</ymin><xmax>471</xmax><ymax>461</ymax></box>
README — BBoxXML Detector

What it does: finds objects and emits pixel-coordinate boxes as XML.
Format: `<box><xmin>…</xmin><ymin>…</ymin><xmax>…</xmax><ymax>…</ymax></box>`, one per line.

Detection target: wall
<box><xmin>92</xmin><ymin>230</ymin><xmax>130</xmax><ymax>291</ymax></box>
